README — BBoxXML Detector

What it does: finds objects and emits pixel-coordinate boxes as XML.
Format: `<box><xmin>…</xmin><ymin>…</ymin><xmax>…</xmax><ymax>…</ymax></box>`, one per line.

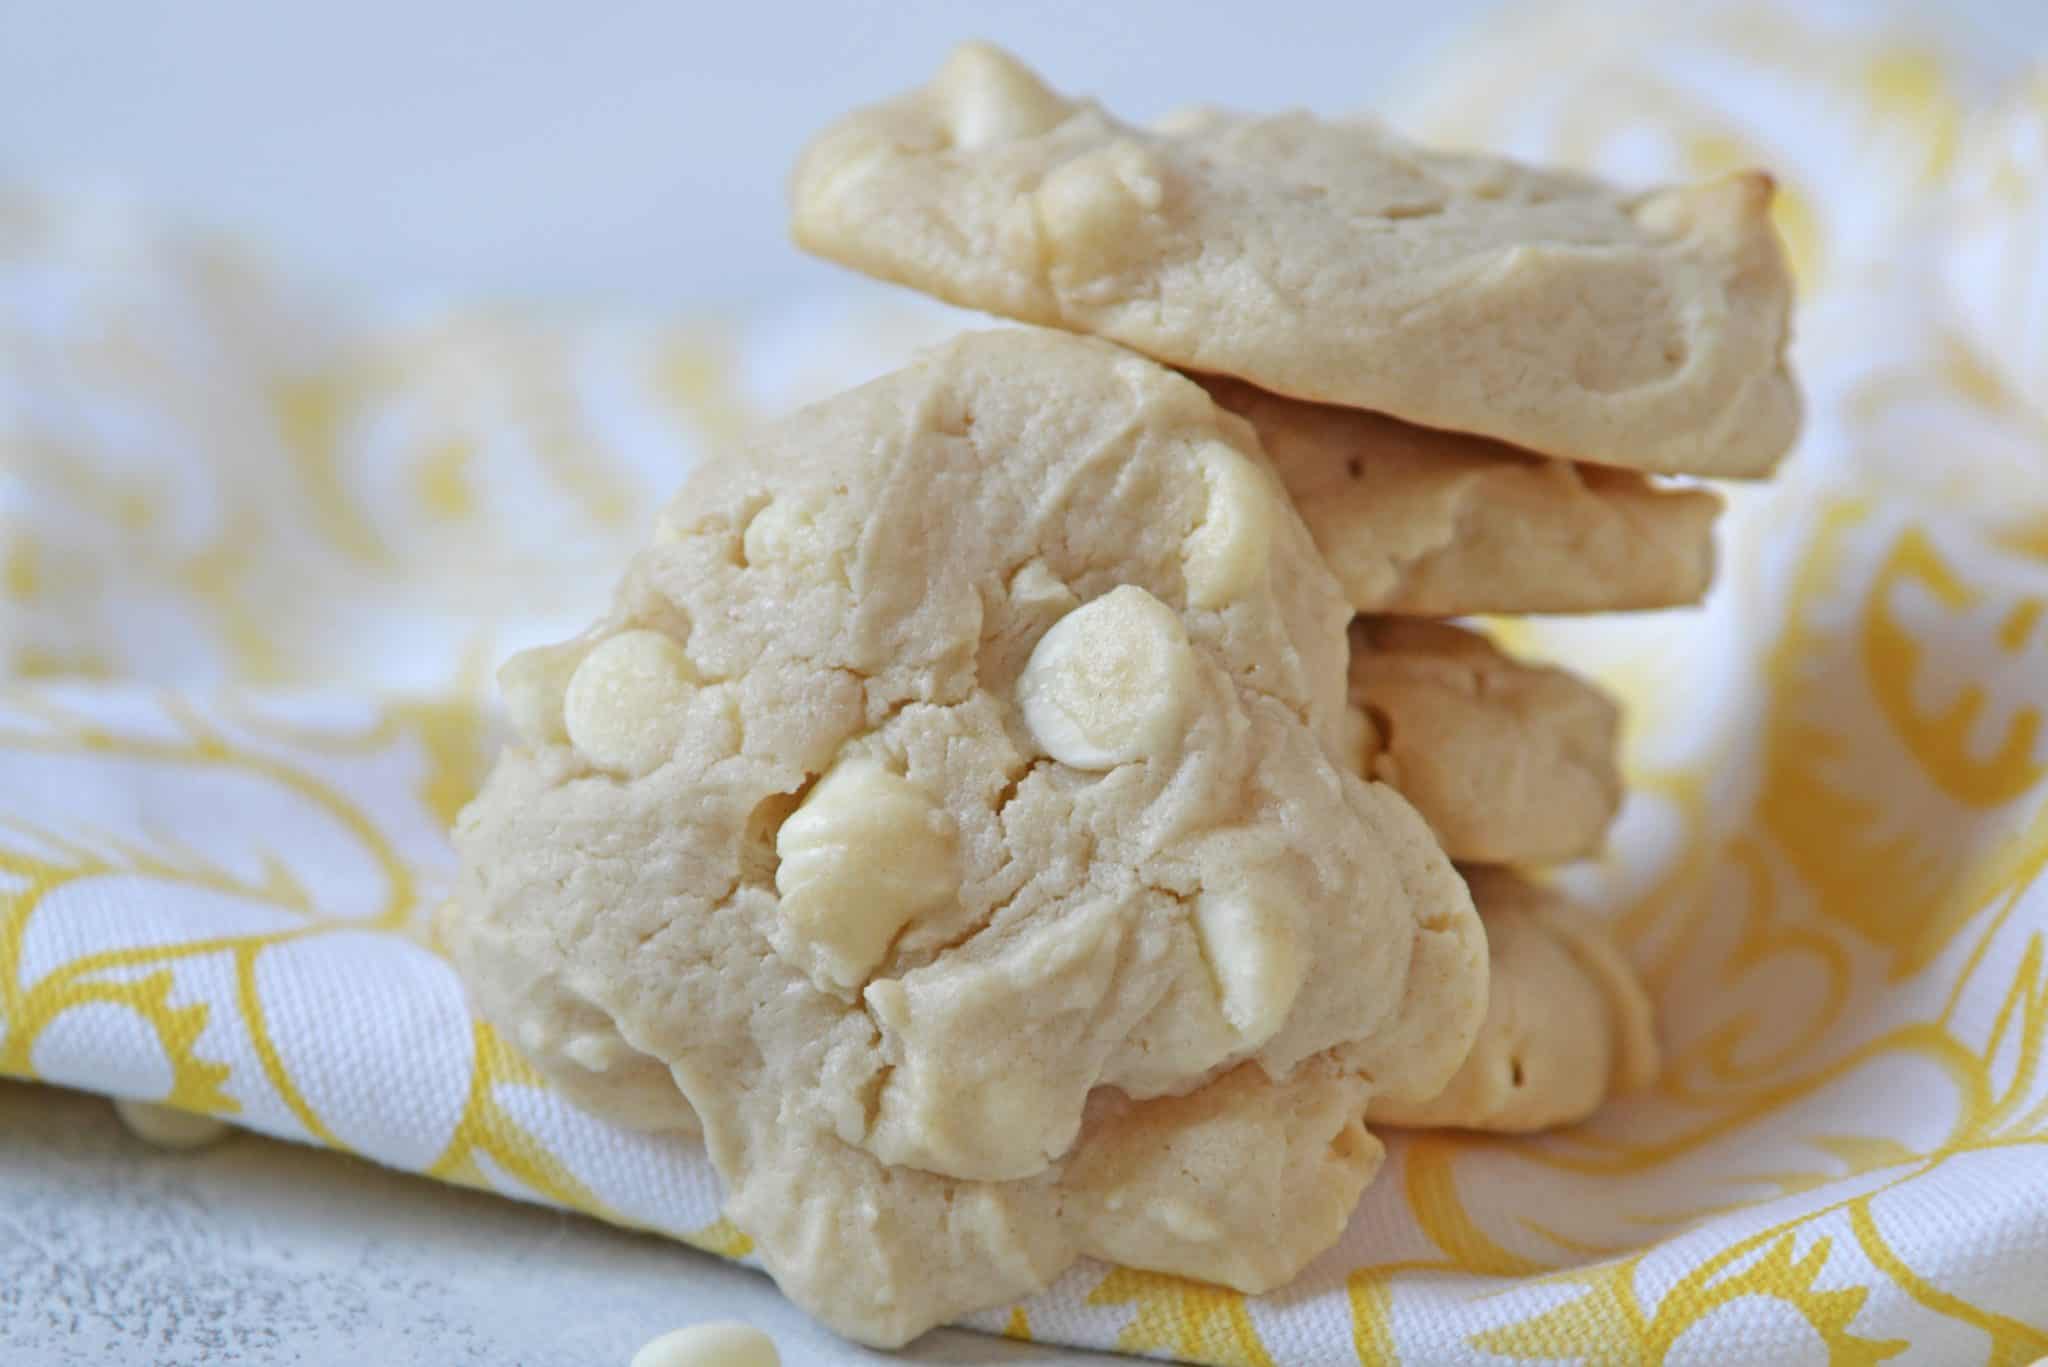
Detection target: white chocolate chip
<box><xmin>936</xmin><ymin>42</ymin><xmax>1069</xmax><ymax>149</ymax></box>
<box><xmin>775</xmin><ymin>756</ymin><xmax>956</xmax><ymax>990</ymax></box>
<box><xmin>114</xmin><ymin>1099</ymin><xmax>230</xmax><ymax>1151</ymax></box>
<box><xmin>497</xmin><ymin>639</ymin><xmax>586</xmax><ymax>747</ymax></box>
<box><xmin>742</xmin><ymin>492</ymin><xmax>839</xmax><ymax>575</ymax></box>
<box><xmin>1193</xmin><ymin>877</ymin><xmax>1305</xmax><ymax>1047</ymax></box>
<box><xmin>630</xmin><ymin>1322</ymin><xmax>779</xmax><ymax>1367</ymax></box>
<box><xmin>861</xmin><ymin>970</ymin><xmax>1083</xmax><ymax>1179</ymax></box>
<box><xmin>563</xmin><ymin>629</ymin><xmax>701</xmax><ymax>777</ymax></box>
<box><xmin>1034</xmin><ymin>142</ymin><xmax>1166</xmax><ymax>279</ymax></box>
<box><xmin>1183</xmin><ymin>442</ymin><xmax>1275</xmax><ymax>608</ymax></box>
<box><xmin>1016</xmin><ymin>586</ymin><xmax>1195</xmax><ymax>770</ymax></box>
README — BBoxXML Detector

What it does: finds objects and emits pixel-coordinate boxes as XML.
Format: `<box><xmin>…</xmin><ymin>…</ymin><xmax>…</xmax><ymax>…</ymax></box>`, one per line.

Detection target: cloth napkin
<box><xmin>4</xmin><ymin>4</ymin><xmax>2046</xmax><ymax>1361</ymax></box>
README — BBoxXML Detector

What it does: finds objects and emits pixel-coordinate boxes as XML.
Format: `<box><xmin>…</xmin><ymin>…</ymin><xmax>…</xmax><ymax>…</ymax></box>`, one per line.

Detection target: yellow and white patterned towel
<box><xmin>4</xmin><ymin>5</ymin><xmax>2047</xmax><ymax>1362</ymax></box>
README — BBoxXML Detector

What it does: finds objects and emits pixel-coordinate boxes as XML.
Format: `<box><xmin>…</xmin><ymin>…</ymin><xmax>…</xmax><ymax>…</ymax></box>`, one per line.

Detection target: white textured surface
<box><xmin>0</xmin><ymin>1081</ymin><xmax>1116</xmax><ymax>1366</ymax></box>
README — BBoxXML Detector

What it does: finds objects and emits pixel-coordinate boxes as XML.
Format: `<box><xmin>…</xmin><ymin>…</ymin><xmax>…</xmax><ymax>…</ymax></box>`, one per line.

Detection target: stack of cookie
<box><xmin>789</xmin><ymin>42</ymin><xmax>1798</xmax><ymax>1133</ymax></box>
<box><xmin>440</xmin><ymin>43</ymin><xmax>1797</xmax><ymax>1348</ymax></box>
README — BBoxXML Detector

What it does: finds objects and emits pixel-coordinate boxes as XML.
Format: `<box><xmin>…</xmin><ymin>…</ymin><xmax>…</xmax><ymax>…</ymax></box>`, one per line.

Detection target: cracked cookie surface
<box><xmin>446</xmin><ymin>328</ymin><xmax>1485</xmax><ymax>1346</ymax></box>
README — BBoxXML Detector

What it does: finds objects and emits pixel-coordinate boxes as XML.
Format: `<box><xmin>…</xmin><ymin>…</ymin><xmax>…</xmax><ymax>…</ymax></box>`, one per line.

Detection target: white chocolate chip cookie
<box><xmin>447</xmin><ymin>329</ymin><xmax>1485</xmax><ymax>1347</ymax></box>
<box><xmin>1373</xmin><ymin>868</ymin><xmax>1658</xmax><ymax>1132</ymax></box>
<box><xmin>1203</xmin><ymin>378</ymin><xmax>1723</xmax><ymax>616</ymax></box>
<box><xmin>792</xmin><ymin>43</ymin><xmax>1800</xmax><ymax>478</ymax></box>
<box><xmin>1349</xmin><ymin>619</ymin><xmax>1622</xmax><ymax>866</ymax></box>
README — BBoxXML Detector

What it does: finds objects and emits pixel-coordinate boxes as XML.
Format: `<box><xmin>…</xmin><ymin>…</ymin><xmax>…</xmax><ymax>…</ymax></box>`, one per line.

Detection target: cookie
<box><xmin>446</xmin><ymin>329</ymin><xmax>1486</xmax><ymax>1346</ymax></box>
<box><xmin>791</xmin><ymin>42</ymin><xmax>1799</xmax><ymax>477</ymax></box>
<box><xmin>1203</xmin><ymin>378</ymin><xmax>1723</xmax><ymax>615</ymax></box>
<box><xmin>1372</xmin><ymin>868</ymin><xmax>1658</xmax><ymax>1132</ymax></box>
<box><xmin>433</xmin><ymin>894</ymin><xmax>702</xmax><ymax>1135</ymax></box>
<box><xmin>1349</xmin><ymin>619</ymin><xmax>1622</xmax><ymax>865</ymax></box>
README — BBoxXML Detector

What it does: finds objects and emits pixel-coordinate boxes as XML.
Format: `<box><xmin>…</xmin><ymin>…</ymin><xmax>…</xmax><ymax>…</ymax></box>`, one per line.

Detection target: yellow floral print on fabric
<box><xmin>1863</xmin><ymin>528</ymin><xmax>2044</xmax><ymax>809</ymax></box>
<box><xmin>1088</xmin><ymin>1269</ymin><xmax>1276</xmax><ymax>1367</ymax></box>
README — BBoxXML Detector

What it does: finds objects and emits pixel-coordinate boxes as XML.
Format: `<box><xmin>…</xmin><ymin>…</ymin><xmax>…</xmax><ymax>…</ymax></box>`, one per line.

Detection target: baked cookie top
<box><xmin>447</xmin><ymin>329</ymin><xmax>1484</xmax><ymax>1345</ymax></box>
<box><xmin>792</xmin><ymin>43</ymin><xmax>1800</xmax><ymax>477</ymax></box>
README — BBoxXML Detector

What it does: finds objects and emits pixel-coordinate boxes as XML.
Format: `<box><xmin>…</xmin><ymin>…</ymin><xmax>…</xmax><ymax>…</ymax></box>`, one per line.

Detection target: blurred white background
<box><xmin>4</xmin><ymin>0</ymin><xmax>2024</xmax><ymax>311</ymax></box>
<box><xmin>6</xmin><ymin>0</ymin><xmax>2041</xmax><ymax>308</ymax></box>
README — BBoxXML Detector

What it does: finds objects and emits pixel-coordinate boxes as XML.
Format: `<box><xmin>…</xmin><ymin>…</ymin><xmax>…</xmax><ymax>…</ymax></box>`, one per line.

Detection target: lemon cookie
<box><xmin>792</xmin><ymin>43</ymin><xmax>1799</xmax><ymax>477</ymax></box>
<box><xmin>447</xmin><ymin>329</ymin><xmax>1486</xmax><ymax>1346</ymax></box>
<box><xmin>1373</xmin><ymin>868</ymin><xmax>1658</xmax><ymax>1132</ymax></box>
<box><xmin>1204</xmin><ymin>378</ymin><xmax>1722</xmax><ymax>615</ymax></box>
<box><xmin>1350</xmin><ymin>619</ymin><xmax>1622</xmax><ymax>865</ymax></box>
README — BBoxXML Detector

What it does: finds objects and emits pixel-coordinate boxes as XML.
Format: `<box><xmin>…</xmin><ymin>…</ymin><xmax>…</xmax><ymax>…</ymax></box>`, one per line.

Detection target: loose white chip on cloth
<box><xmin>3</xmin><ymin>2</ymin><xmax>2048</xmax><ymax>1361</ymax></box>
<box><xmin>113</xmin><ymin>1098</ymin><xmax>232</xmax><ymax>1150</ymax></box>
<box><xmin>629</xmin><ymin>1322</ymin><xmax>779</xmax><ymax>1367</ymax></box>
